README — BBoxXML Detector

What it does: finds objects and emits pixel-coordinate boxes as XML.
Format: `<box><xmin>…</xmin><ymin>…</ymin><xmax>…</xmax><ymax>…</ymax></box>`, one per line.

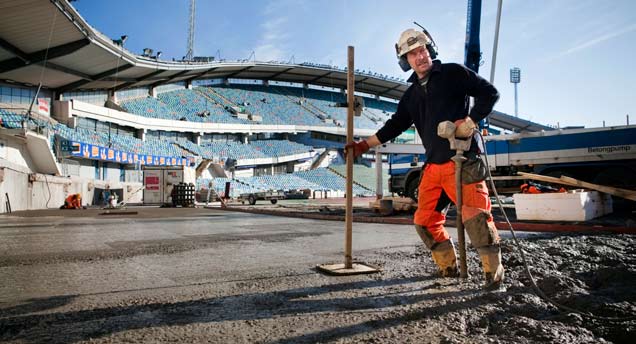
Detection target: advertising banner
<box><xmin>65</xmin><ymin>140</ymin><xmax>190</xmax><ymax>166</ymax></box>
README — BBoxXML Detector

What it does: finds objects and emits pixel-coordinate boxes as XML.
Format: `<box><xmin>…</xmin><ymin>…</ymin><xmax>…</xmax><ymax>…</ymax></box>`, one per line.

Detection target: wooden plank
<box><xmin>559</xmin><ymin>175</ymin><xmax>636</xmax><ymax>201</ymax></box>
<box><xmin>489</xmin><ymin>175</ymin><xmax>527</xmax><ymax>180</ymax></box>
<box><xmin>516</xmin><ymin>172</ymin><xmax>576</xmax><ymax>186</ymax></box>
<box><xmin>517</xmin><ymin>172</ymin><xmax>636</xmax><ymax>201</ymax></box>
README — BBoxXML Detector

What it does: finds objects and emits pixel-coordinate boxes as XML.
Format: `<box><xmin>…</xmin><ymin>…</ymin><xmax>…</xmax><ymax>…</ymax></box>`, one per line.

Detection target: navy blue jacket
<box><xmin>375</xmin><ymin>60</ymin><xmax>499</xmax><ymax>164</ymax></box>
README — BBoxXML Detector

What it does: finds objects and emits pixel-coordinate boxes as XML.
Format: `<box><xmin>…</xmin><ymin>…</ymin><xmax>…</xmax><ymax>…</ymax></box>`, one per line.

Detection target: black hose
<box><xmin>477</xmin><ymin>129</ymin><xmax>635</xmax><ymax>322</ymax></box>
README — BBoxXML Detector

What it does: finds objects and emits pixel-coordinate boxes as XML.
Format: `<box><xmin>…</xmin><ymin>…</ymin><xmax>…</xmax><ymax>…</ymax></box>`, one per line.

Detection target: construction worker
<box><xmin>346</xmin><ymin>28</ymin><xmax>503</xmax><ymax>290</ymax></box>
<box><xmin>61</xmin><ymin>193</ymin><xmax>82</xmax><ymax>209</ymax></box>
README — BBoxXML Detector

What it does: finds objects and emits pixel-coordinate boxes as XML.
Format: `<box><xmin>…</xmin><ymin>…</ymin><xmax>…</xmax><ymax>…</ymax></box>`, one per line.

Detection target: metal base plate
<box><xmin>316</xmin><ymin>262</ymin><xmax>381</xmax><ymax>276</ymax></box>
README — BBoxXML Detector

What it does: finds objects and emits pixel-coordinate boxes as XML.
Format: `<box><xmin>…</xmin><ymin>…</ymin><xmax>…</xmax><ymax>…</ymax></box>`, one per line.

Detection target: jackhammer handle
<box><xmin>437</xmin><ymin>121</ymin><xmax>456</xmax><ymax>139</ymax></box>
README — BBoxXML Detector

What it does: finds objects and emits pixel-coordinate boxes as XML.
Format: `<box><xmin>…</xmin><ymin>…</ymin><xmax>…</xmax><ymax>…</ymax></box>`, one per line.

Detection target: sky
<box><xmin>72</xmin><ymin>0</ymin><xmax>636</xmax><ymax>129</ymax></box>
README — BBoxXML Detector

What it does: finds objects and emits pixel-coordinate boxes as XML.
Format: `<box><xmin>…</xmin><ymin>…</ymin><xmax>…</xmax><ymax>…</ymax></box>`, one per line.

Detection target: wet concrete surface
<box><xmin>0</xmin><ymin>206</ymin><xmax>634</xmax><ymax>343</ymax></box>
<box><xmin>220</xmin><ymin>197</ymin><xmax>636</xmax><ymax>234</ymax></box>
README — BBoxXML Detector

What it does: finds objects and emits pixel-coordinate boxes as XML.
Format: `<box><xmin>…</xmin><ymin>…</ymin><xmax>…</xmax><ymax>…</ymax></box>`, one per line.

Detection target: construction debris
<box><xmin>518</xmin><ymin>172</ymin><xmax>636</xmax><ymax>201</ymax></box>
<box><xmin>369</xmin><ymin>197</ymin><xmax>417</xmax><ymax>214</ymax></box>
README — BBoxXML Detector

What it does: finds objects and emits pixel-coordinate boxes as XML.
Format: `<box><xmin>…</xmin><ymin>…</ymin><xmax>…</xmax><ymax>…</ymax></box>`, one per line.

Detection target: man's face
<box><xmin>406</xmin><ymin>46</ymin><xmax>432</xmax><ymax>78</ymax></box>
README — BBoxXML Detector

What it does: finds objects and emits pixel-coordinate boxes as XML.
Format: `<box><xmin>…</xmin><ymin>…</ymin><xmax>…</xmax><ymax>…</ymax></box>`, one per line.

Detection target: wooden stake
<box><xmin>375</xmin><ymin>150</ymin><xmax>383</xmax><ymax>200</ymax></box>
<box><xmin>345</xmin><ymin>46</ymin><xmax>354</xmax><ymax>269</ymax></box>
<box><xmin>316</xmin><ymin>46</ymin><xmax>380</xmax><ymax>276</ymax></box>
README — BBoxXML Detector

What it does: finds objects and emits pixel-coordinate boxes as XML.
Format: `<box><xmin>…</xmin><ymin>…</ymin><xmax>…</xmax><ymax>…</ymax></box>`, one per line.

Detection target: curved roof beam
<box><xmin>0</xmin><ymin>39</ymin><xmax>90</xmax><ymax>74</ymax></box>
<box><xmin>150</xmin><ymin>70</ymin><xmax>191</xmax><ymax>88</ymax></box>
<box><xmin>112</xmin><ymin>70</ymin><xmax>166</xmax><ymax>92</ymax></box>
<box><xmin>56</xmin><ymin>64</ymin><xmax>134</xmax><ymax>93</ymax></box>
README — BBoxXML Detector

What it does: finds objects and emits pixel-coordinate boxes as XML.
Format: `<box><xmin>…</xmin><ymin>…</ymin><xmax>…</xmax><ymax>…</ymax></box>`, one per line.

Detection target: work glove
<box><xmin>344</xmin><ymin>140</ymin><xmax>370</xmax><ymax>159</ymax></box>
<box><xmin>454</xmin><ymin>117</ymin><xmax>477</xmax><ymax>138</ymax></box>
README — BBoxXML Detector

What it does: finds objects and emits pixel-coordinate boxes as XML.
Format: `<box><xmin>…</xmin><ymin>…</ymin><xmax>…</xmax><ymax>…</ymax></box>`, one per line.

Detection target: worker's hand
<box><xmin>454</xmin><ymin>117</ymin><xmax>476</xmax><ymax>138</ymax></box>
<box><xmin>345</xmin><ymin>140</ymin><xmax>370</xmax><ymax>159</ymax></box>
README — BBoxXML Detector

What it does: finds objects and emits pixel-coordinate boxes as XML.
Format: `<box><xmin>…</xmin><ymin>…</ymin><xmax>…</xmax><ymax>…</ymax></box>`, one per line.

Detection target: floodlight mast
<box><xmin>185</xmin><ymin>0</ymin><xmax>196</xmax><ymax>61</ymax></box>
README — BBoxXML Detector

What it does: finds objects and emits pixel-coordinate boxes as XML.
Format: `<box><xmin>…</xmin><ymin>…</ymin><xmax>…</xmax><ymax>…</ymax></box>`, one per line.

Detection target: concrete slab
<box><xmin>0</xmin><ymin>206</ymin><xmax>631</xmax><ymax>343</ymax></box>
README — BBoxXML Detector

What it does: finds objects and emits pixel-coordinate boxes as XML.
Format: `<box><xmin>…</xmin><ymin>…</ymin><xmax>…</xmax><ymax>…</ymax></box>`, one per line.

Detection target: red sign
<box><xmin>38</xmin><ymin>98</ymin><xmax>49</xmax><ymax>116</ymax></box>
<box><xmin>145</xmin><ymin>176</ymin><xmax>160</xmax><ymax>190</ymax></box>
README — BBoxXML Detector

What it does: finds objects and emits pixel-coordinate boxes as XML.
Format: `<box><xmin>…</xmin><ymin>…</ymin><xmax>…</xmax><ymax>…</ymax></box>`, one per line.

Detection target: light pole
<box><xmin>510</xmin><ymin>67</ymin><xmax>520</xmax><ymax>117</ymax></box>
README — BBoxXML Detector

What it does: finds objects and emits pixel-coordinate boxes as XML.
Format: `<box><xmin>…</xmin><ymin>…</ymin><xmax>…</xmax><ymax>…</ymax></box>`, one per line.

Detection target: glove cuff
<box><xmin>360</xmin><ymin>140</ymin><xmax>370</xmax><ymax>153</ymax></box>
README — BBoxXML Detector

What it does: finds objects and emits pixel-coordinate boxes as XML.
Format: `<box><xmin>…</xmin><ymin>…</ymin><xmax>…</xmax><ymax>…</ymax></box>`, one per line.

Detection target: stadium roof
<box><xmin>489</xmin><ymin>110</ymin><xmax>552</xmax><ymax>132</ymax></box>
<box><xmin>0</xmin><ymin>0</ymin><xmax>408</xmax><ymax>99</ymax></box>
<box><xmin>0</xmin><ymin>0</ymin><xmax>551</xmax><ymax>132</ymax></box>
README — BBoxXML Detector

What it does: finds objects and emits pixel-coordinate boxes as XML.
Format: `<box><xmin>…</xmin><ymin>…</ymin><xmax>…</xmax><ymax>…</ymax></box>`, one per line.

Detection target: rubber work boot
<box><xmin>431</xmin><ymin>240</ymin><xmax>460</xmax><ymax>278</ymax></box>
<box><xmin>478</xmin><ymin>245</ymin><xmax>505</xmax><ymax>292</ymax></box>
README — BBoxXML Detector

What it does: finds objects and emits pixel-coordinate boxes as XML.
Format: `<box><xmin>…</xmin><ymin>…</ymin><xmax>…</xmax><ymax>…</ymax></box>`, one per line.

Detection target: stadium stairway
<box><xmin>303</xmin><ymin>101</ymin><xmax>331</xmax><ymax>122</ymax></box>
<box><xmin>198</xmin><ymin>88</ymin><xmax>235</xmax><ymax>109</ymax></box>
<box><xmin>326</xmin><ymin>165</ymin><xmax>375</xmax><ymax>194</ymax></box>
<box><xmin>311</xmin><ymin>148</ymin><xmax>334</xmax><ymax>169</ymax></box>
<box><xmin>195</xmin><ymin>87</ymin><xmax>260</xmax><ymax>123</ymax></box>
<box><xmin>173</xmin><ymin>141</ymin><xmax>201</xmax><ymax>157</ymax></box>
<box><xmin>269</xmin><ymin>87</ymin><xmax>327</xmax><ymax>123</ymax></box>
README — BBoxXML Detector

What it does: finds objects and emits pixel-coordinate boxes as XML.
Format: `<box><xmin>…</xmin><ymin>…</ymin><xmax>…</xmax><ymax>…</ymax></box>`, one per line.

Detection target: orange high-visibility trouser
<box><xmin>414</xmin><ymin>161</ymin><xmax>499</xmax><ymax>243</ymax></box>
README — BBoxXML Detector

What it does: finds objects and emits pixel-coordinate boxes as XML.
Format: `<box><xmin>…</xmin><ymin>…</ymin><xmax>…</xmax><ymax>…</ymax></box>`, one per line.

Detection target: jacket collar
<box><xmin>407</xmin><ymin>60</ymin><xmax>442</xmax><ymax>83</ymax></box>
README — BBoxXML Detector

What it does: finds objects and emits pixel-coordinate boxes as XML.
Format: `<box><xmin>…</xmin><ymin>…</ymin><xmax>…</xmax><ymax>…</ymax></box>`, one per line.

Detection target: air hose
<box><xmin>476</xmin><ymin>130</ymin><xmax>635</xmax><ymax>322</ymax></box>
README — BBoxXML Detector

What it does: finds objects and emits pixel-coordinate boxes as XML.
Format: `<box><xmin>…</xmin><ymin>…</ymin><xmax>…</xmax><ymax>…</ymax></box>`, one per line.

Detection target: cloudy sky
<box><xmin>74</xmin><ymin>0</ymin><xmax>636</xmax><ymax>128</ymax></box>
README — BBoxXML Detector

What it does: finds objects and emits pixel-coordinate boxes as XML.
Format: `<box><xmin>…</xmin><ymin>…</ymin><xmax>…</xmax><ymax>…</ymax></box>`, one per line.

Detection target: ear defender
<box><xmin>396</xmin><ymin>43</ymin><xmax>412</xmax><ymax>72</ymax></box>
<box><xmin>420</xmin><ymin>27</ymin><xmax>438</xmax><ymax>60</ymax></box>
<box><xmin>398</xmin><ymin>57</ymin><xmax>412</xmax><ymax>72</ymax></box>
<box><xmin>425</xmin><ymin>39</ymin><xmax>438</xmax><ymax>60</ymax></box>
<box><xmin>395</xmin><ymin>43</ymin><xmax>411</xmax><ymax>72</ymax></box>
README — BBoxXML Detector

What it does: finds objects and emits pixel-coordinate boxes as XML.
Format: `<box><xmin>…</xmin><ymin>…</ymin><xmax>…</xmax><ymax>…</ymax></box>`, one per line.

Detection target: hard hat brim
<box><xmin>397</xmin><ymin>41</ymin><xmax>426</xmax><ymax>57</ymax></box>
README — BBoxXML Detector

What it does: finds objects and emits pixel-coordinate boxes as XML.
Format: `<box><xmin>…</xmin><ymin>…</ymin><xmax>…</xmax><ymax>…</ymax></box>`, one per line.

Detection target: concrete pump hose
<box><xmin>475</xmin><ymin>129</ymin><xmax>635</xmax><ymax>322</ymax></box>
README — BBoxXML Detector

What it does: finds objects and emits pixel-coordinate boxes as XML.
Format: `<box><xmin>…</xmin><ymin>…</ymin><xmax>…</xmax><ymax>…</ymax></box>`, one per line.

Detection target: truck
<box><xmin>379</xmin><ymin>124</ymin><xmax>636</xmax><ymax>201</ymax></box>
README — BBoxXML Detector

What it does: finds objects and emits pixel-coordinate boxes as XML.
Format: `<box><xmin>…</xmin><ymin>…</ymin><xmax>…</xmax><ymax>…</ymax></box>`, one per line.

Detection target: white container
<box><xmin>142</xmin><ymin>166</ymin><xmax>196</xmax><ymax>204</ymax></box>
<box><xmin>513</xmin><ymin>190</ymin><xmax>612</xmax><ymax>221</ymax></box>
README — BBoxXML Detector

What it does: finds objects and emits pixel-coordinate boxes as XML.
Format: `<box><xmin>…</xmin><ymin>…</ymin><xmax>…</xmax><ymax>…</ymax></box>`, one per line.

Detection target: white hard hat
<box><xmin>395</xmin><ymin>29</ymin><xmax>431</xmax><ymax>57</ymax></box>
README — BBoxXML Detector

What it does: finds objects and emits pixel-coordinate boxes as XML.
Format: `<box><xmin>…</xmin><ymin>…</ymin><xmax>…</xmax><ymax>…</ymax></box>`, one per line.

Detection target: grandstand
<box><xmin>0</xmin><ymin>0</ymin><xmax>554</xmax><ymax>211</ymax></box>
<box><xmin>0</xmin><ymin>109</ymin><xmax>30</xmax><ymax>129</ymax></box>
<box><xmin>0</xmin><ymin>0</ymin><xmax>406</xmax><ymax>211</ymax></box>
<box><xmin>197</xmin><ymin>168</ymin><xmax>374</xmax><ymax>198</ymax></box>
<box><xmin>116</xmin><ymin>85</ymin><xmax>396</xmax><ymax>129</ymax></box>
<box><xmin>330</xmin><ymin>164</ymin><xmax>391</xmax><ymax>196</ymax></box>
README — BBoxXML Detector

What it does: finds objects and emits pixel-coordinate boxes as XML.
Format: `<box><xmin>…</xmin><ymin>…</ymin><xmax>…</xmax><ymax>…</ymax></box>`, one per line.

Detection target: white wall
<box><xmin>0</xmin><ymin>133</ymin><xmax>38</xmax><ymax>171</ymax></box>
<box><xmin>0</xmin><ymin>134</ymin><xmax>144</xmax><ymax>213</ymax></box>
<box><xmin>104</xmin><ymin>162</ymin><xmax>122</xmax><ymax>183</ymax></box>
<box><xmin>69</xmin><ymin>159</ymin><xmax>141</xmax><ymax>184</ymax></box>
<box><xmin>233</xmin><ymin>169</ymin><xmax>253</xmax><ymax>178</ymax></box>
<box><xmin>0</xmin><ymin>164</ymin><xmax>29</xmax><ymax>212</ymax></box>
<box><xmin>0</xmin><ymin>164</ymin><xmax>143</xmax><ymax>213</ymax></box>
<box><xmin>78</xmin><ymin>159</ymin><xmax>97</xmax><ymax>179</ymax></box>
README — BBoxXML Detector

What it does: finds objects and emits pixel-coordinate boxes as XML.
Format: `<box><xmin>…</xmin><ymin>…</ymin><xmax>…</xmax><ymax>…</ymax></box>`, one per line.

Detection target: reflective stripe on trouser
<box><xmin>415</xmin><ymin>225</ymin><xmax>459</xmax><ymax>277</ymax></box>
<box><xmin>413</xmin><ymin>161</ymin><xmax>500</xmax><ymax>244</ymax></box>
